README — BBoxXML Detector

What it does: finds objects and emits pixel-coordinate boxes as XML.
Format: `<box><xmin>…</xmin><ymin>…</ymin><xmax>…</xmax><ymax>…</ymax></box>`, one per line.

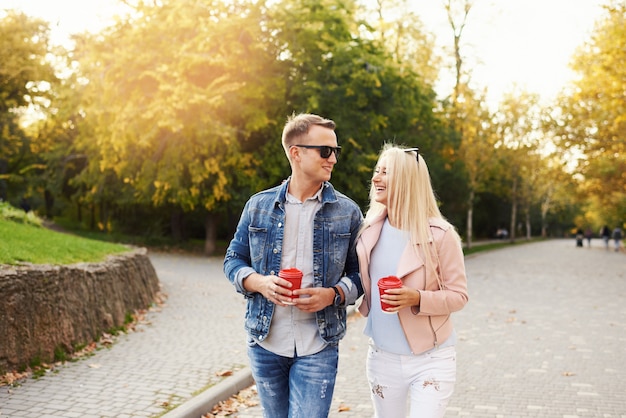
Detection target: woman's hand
<box><xmin>381</xmin><ymin>286</ymin><xmax>420</xmax><ymax>313</ymax></box>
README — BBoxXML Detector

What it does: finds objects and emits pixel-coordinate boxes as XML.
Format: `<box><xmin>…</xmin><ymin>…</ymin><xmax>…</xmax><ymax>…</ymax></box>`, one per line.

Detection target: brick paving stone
<box><xmin>226</xmin><ymin>239</ymin><xmax>626</xmax><ymax>417</ymax></box>
<box><xmin>1</xmin><ymin>239</ymin><xmax>624</xmax><ymax>417</ymax></box>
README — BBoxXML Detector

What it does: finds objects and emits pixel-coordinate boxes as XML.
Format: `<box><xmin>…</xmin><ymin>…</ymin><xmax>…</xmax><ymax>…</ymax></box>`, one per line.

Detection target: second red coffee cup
<box><xmin>278</xmin><ymin>268</ymin><xmax>303</xmax><ymax>299</ymax></box>
<box><xmin>378</xmin><ymin>276</ymin><xmax>403</xmax><ymax>312</ymax></box>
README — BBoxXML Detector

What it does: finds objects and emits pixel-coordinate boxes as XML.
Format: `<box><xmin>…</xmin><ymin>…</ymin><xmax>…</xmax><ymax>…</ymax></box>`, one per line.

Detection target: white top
<box><xmin>364</xmin><ymin>218</ymin><xmax>413</xmax><ymax>355</ymax></box>
<box><xmin>364</xmin><ymin>218</ymin><xmax>456</xmax><ymax>355</ymax></box>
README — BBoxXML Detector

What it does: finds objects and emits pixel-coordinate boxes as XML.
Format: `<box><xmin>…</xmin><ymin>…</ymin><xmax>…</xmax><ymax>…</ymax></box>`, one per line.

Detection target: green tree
<box><xmin>360</xmin><ymin>0</ymin><xmax>440</xmax><ymax>87</ymax></box>
<box><xmin>37</xmin><ymin>0</ymin><xmax>452</xmax><ymax>250</ymax></box>
<box><xmin>555</xmin><ymin>2</ymin><xmax>626</xmax><ymax>227</ymax></box>
<box><xmin>454</xmin><ymin>86</ymin><xmax>497</xmax><ymax>245</ymax></box>
<box><xmin>71</xmin><ymin>0</ymin><xmax>283</xmax><ymax>253</ymax></box>
<box><xmin>355</xmin><ymin>0</ymin><xmax>455</xmax><ymax>218</ymax></box>
<box><xmin>534</xmin><ymin>155</ymin><xmax>578</xmax><ymax>237</ymax></box>
<box><xmin>262</xmin><ymin>0</ymin><xmax>444</xmax><ymax>210</ymax></box>
<box><xmin>0</xmin><ymin>11</ymin><xmax>56</xmax><ymax>203</ymax></box>
<box><xmin>492</xmin><ymin>91</ymin><xmax>543</xmax><ymax>241</ymax></box>
<box><xmin>441</xmin><ymin>0</ymin><xmax>487</xmax><ymax>245</ymax></box>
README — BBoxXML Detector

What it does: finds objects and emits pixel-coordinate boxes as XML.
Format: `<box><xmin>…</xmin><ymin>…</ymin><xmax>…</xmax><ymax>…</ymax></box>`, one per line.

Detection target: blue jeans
<box><xmin>247</xmin><ymin>342</ymin><xmax>339</xmax><ymax>418</ymax></box>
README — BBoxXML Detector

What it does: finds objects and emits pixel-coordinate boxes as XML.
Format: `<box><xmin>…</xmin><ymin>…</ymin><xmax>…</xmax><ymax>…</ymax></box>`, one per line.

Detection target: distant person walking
<box><xmin>612</xmin><ymin>226</ymin><xmax>623</xmax><ymax>252</ymax></box>
<box><xmin>584</xmin><ymin>227</ymin><xmax>593</xmax><ymax>247</ymax></box>
<box><xmin>575</xmin><ymin>228</ymin><xmax>584</xmax><ymax>247</ymax></box>
<box><xmin>600</xmin><ymin>225</ymin><xmax>611</xmax><ymax>250</ymax></box>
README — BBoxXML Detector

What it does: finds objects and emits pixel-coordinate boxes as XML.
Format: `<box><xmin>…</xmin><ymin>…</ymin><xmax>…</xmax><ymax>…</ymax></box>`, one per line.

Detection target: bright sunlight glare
<box><xmin>0</xmin><ymin>0</ymin><xmax>608</xmax><ymax>106</ymax></box>
<box><xmin>405</xmin><ymin>0</ymin><xmax>606</xmax><ymax>106</ymax></box>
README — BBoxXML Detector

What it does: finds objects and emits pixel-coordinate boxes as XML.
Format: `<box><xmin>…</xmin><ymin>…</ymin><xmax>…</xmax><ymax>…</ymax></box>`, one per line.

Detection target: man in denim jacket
<box><xmin>224</xmin><ymin>113</ymin><xmax>363</xmax><ymax>418</ymax></box>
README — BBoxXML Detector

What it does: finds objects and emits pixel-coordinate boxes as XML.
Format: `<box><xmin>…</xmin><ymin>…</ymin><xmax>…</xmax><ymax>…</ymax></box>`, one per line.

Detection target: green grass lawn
<box><xmin>463</xmin><ymin>238</ymin><xmax>544</xmax><ymax>256</ymax></box>
<box><xmin>0</xmin><ymin>199</ymin><xmax>535</xmax><ymax>266</ymax></box>
<box><xmin>0</xmin><ymin>218</ymin><xmax>130</xmax><ymax>265</ymax></box>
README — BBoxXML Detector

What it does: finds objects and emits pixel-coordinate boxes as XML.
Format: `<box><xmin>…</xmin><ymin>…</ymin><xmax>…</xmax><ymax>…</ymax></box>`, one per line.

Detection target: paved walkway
<box><xmin>1</xmin><ymin>239</ymin><xmax>624</xmax><ymax>417</ymax></box>
<box><xmin>1</xmin><ymin>253</ymin><xmax>251</xmax><ymax>417</ymax></box>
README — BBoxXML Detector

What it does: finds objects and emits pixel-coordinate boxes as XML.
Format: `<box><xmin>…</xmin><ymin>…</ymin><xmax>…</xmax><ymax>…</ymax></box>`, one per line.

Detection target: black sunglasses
<box><xmin>404</xmin><ymin>147</ymin><xmax>419</xmax><ymax>163</ymax></box>
<box><xmin>293</xmin><ymin>144</ymin><xmax>342</xmax><ymax>159</ymax></box>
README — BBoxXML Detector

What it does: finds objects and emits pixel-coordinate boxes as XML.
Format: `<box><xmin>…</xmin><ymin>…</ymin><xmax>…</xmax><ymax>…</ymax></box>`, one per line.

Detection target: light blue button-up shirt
<box><xmin>259</xmin><ymin>188</ymin><xmax>325</xmax><ymax>357</ymax></box>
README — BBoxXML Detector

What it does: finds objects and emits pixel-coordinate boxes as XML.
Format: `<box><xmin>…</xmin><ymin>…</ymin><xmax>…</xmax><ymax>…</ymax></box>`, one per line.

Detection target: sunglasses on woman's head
<box><xmin>404</xmin><ymin>147</ymin><xmax>419</xmax><ymax>163</ymax></box>
<box><xmin>293</xmin><ymin>144</ymin><xmax>342</xmax><ymax>159</ymax></box>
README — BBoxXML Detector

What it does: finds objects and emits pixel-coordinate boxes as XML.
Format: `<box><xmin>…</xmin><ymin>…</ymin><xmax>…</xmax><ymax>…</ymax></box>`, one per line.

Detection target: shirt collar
<box><xmin>286</xmin><ymin>183</ymin><xmax>324</xmax><ymax>204</ymax></box>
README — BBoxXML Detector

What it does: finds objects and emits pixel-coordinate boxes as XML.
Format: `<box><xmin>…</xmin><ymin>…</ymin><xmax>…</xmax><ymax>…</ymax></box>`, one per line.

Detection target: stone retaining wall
<box><xmin>0</xmin><ymin>248</ymin><xmax>160</xmax><ymax>372</ymax></box>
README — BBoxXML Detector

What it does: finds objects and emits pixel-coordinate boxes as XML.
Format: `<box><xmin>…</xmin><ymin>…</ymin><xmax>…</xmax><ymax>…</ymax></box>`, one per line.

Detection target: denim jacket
<box><xmin>224</xmin><ymin>179</ymin><xmax>363</xmax><ymax>344</ymax></box>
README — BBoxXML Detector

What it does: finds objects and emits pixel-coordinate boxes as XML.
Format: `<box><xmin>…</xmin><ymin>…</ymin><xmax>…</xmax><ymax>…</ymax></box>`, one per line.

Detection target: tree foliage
<box><xmin>0</xmin><ymin>11</ymin><xmax>57</xmax><ymax>202</ymax></box>
<box><xmin>555</xmin><ymin>1</ymin><xmax>626</xmax><ymax>227</ymax></box>
<box><xmin>70</xmin><ymin>0</ymin><xmax>284</xmax><ymax>249</ymax></box>
<box><xmin>3</xmin><ymin>0</ymin><xmax>613</xmax><ymax>251</ymax></box>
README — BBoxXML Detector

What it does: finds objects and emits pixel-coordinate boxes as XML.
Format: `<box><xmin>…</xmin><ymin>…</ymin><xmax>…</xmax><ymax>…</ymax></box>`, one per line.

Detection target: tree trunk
<box><xmin>204</xmin><ymin>212</ymin><xmax>217</xmax><ymax>256</ymax></box>
<box><xmin>100</xmin><ymin>200</ymin><xmax>108</xmax><ymax>231</ymax></box>
<box><xmin>509</xmin><ymin>179</ymin><xmax>517</xmax><ymax>243</ymax></box>
<box><xmin>540</xmin><ymin>195</ymin><xmax>551</xmax><ymax>238</ymax></box>
<box><xmin>90</xmin><ymin>204</ymin><xmax>96</xmax><ymax>230</ymax></box>
<box><xmin>0</xmin><ymin>158</ymin><xmax>7</xmax><ymax>201</ymax></box>
<box><xmin>44</xmin><ymin>189</ymin><xmax>54</xmax><ymax>218</ymax></box>
<box><xmin>525</xmin><ymin>208</ymin><xmax>531</xmax><ymax>240</ymax></box>
<box><xmin>509</xmin><ymin>201</ymin><xmax>517</xmax><ymax>243</ymax></box>
<box><xmin>170</xmin><ymin>208</ymin><xmax>183</xmax><ymax>242</ymax></box>
<box><xmin>466</xmin><ymin>189</ymin><xmax>474</xmax><ymax>249</ymax></box>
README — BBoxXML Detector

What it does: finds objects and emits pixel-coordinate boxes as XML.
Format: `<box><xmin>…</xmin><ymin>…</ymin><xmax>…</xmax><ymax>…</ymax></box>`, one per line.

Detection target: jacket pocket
<box><xmin>332</xmin><ymin>232</ymin><xmax>352</xmax><ymax>265</ymax></box>
<box><xmin>248</xmin><ymin>226</ymin><xmax>268</xmax><ymax>263</ymax></box>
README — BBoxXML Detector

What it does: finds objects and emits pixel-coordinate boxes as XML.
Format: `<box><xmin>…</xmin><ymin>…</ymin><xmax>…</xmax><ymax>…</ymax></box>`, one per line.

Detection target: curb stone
<box><xmin>162</xmin><ymin>367</ymin><xmax>254</xmax><ymax>418</ymax></box>
<box><xmin>168</xmin><ymin>306</ymin><xmax>358</xmax><ymax>417</ymax></box>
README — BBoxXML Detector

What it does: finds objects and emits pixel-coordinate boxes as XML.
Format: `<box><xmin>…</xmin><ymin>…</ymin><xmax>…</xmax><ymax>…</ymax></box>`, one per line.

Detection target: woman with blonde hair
<box><xmin>356</xmin><ymin>144</ymin><xmax>469</xmax><ymax>417</ymax></box>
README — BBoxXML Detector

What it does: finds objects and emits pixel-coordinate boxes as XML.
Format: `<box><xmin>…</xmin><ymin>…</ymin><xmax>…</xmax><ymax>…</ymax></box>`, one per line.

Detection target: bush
<box><xmin>0</xmin><ymin>201</ymin><xmax>42</xmax><ymax>227</ymax></box>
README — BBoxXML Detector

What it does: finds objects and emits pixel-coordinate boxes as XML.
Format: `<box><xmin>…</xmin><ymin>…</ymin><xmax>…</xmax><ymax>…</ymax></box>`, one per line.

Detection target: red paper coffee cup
<box><xmin>278</xmin><ymin>268</ymin><xmax>303</xmax><ymax>299</ymax></box>
<box><xmin>378</xmin><ymin>276</ymin><xmax>402</xmax><ymax>312</ymax></box>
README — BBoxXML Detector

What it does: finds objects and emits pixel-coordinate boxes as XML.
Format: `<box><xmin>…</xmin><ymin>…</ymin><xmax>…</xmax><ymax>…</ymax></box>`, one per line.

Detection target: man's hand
<box><xmin>243</xmin><ymin>272</ymin><xmax>295</xmax><ymax>307</ymax></box>
<box><xmin>292</xmin><ymin>287</ymin><xmax>336</xmax><ymax>312</ymax></box>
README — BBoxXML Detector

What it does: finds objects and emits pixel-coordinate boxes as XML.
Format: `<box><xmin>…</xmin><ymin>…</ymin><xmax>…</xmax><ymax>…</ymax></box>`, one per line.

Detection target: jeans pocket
<box><xmin>428</xmin><ymin>345</ymin><xmax>456</xmax><ymax>361</ymax></box>
<box><xmin>246</xmin><ymin>335</ymin><xmax>258</xmax><ymax>347</ymax></box>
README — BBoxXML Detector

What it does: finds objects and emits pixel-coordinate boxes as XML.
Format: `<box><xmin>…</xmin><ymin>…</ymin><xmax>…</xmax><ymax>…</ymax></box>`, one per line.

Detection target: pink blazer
<box><xmin>356</xmin><ymin>211</ymin><xmax>469</xmax><ymax>354</ymax></box>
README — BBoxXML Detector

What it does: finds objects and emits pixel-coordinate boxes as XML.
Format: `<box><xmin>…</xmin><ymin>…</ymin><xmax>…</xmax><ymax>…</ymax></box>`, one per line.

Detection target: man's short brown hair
<box><xmin>281</xmin><ymin>113</ymin><xmax>336</xmax><ymax>156</ymax></box>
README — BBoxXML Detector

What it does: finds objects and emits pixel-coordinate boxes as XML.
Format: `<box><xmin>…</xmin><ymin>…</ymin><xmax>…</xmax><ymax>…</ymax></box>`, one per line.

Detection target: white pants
<box><xmin>366</xmin><ymin>342</ymin><xmax>456</xmax><ymax>418</ymax></box>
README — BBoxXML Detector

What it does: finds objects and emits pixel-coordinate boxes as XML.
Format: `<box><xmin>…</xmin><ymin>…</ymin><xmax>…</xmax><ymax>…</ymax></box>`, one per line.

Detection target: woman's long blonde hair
<box><xmin>362</xmin><ymin>143</ymin><xmax>457</xmax><ymax>273</ymax></box>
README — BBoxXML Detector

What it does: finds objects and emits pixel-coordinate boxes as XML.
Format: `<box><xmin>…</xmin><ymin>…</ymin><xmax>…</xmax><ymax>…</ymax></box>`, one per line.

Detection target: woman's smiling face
<box><xmin>372</xmin><ymin>157</ymin><xmax>389</xmax><ymax>206</ymax></box>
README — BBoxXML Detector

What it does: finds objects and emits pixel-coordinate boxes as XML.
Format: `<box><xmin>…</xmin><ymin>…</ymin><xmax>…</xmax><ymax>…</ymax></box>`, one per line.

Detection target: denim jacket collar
<box><xmin>275</xmin><ymin>178</ymin><xmax>338</xmax><ymax>210</ymax></box>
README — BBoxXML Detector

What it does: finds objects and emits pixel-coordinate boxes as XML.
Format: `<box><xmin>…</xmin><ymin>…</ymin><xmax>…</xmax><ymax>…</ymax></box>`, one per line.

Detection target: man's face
<box><xmin>293</xmin><ymin>125</ymin><xmax>338</xmax><ymax>182</ymax></box>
